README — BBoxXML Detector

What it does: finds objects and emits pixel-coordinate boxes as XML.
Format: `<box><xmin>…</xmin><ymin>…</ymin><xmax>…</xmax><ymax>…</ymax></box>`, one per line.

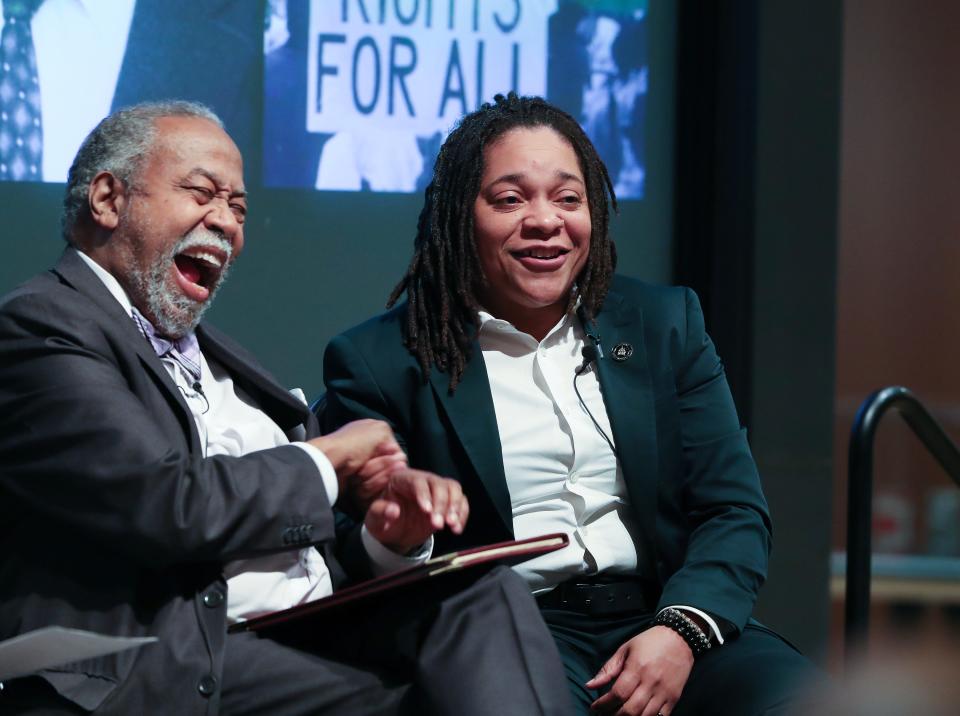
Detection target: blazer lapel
<box><xmin>52</xmin><ymin>251</ymin><xmax>202</xmax><ymax>452</ymax></box>
<box><xmin>428</xmin><ymin>343</ymin><xmax>514</xmax><ymax>537</ymax></box>
<box><xmin>593</xmin><ymin>290</ymin><xmax>660</xmax><ymax>564</ymax></box>
<box><xmin>197</xmin><ymin>325</ymin><xmax>314</xmax><ymax>439</ymax></box>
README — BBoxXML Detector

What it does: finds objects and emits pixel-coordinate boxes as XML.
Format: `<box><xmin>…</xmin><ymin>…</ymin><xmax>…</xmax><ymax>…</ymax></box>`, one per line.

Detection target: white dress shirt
<box><xmin>0</xmin><ymin>0</ymin><xmax>135</xmax><ymax>181</ymax></box>
<box><xmin>479</xmin><ymin>309</ymin><xmax>723</xmax><ymax>642</ymax></box>
<box><xmin>75</xmin><ymin>250</ymin><xmax>429</xmax><ymax>622</ymax></box>
<box><xmin>479</xmin><ymin>310</ymin><xmax>643</xmax><ymax>591</ymax></box>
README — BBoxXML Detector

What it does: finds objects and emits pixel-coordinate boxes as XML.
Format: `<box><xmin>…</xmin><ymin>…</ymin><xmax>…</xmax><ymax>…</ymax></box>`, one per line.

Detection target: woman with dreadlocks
<box><xmin>322</xmin><ymin>93</ymin><xmax>815</xmax><ymax>716</ymax></box>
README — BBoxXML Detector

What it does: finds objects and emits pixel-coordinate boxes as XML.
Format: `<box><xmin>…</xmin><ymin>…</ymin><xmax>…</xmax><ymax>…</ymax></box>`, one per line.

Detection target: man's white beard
<box><xmin>130</xmin><ymin>228</ymin><xmax>233</xmax><ymax>338</ymax></box>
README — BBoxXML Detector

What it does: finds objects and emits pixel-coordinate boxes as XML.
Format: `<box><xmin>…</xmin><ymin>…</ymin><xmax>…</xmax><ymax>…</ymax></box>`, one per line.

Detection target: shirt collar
<box><xmin>477</xmin><ymin>308</ymin><xmax>578</xmax><ymax>347</ymax></box>
<box><xmin>74</xmin><ymin>248</ymin><xmax>199</xmax><ymax>364</ymax></box>
<box><xmin>478</xmin><ymin>293</ymin><xmax>583</xmax><ymax>343</ymax></box>
<box><xmin>74</xmin><ymin>247</ymin><xmax>134</xmax><ymax>316</ymax></box>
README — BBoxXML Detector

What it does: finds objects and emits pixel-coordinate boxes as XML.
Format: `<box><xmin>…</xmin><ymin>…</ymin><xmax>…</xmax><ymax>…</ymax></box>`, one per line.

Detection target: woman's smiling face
<box><xmin>472</xmin><ymin>126</ymin><xmax>591</xmax><ymax>338</ymax></box>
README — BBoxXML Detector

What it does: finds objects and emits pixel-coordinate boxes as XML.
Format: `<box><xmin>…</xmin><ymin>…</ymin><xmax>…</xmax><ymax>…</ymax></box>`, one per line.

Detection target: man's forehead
<box><xmin>148</xmin><ymin>116</ymin><xmax>244</xmax><ymax>183</ymax></box>
<box><xmin>183</xmin><ymin>166</ymin><xmax>247</xmax><ymax>196</ymax></box>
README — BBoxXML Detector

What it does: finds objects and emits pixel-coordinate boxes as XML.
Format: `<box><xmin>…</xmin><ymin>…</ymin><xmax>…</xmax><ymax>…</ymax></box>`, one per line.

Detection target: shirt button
<box><xmin>202</xmin><ymin>588</ymin><xmax>225</xmax><ymax>608</ymax></box>
<box><xmin>569</xmin><ymin>473</ymin><xmax>579</xmax><ymax>484</ymax></box>
<box><xmin>197</xmin><ymin>674</ymin><xmax>217</xmax><ymax>696</ymax></box>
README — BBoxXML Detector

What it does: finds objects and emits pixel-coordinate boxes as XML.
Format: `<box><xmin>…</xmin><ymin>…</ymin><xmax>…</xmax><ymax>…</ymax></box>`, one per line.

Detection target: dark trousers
<box><xmin>1</xmin><ymin>567</ymin><xmax>573</xmax><ymax>716</ymax></box>
<box><xmin>541</xmin><ymin>607</ymin><xmax>818</xmax><ymax>716</ymax></box>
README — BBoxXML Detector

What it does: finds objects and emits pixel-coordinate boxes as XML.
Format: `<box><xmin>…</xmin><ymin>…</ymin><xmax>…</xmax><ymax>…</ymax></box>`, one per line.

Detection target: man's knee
<box><xmin>437</xmin><ymin>565</ymin><xmax>533</xmax><ymax>608</ymax></box>
<box><xmin>477</xmin><ymin>564</ymin><xmax>532</xmax><ymax>594</ymax></box>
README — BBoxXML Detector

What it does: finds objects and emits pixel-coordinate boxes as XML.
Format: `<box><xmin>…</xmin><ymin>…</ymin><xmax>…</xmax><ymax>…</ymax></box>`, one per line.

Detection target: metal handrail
<box><xmin>845</xmin><ymin>386</ymin><xmax>960</xmax><ymax>656</ymax></box>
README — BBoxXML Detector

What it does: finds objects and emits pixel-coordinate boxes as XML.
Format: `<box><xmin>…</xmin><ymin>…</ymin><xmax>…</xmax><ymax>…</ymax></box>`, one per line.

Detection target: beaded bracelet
<box><xmin>653</xmin><ymin>608</ymin><xmax>712</xmax><ymax>657</ymax></box>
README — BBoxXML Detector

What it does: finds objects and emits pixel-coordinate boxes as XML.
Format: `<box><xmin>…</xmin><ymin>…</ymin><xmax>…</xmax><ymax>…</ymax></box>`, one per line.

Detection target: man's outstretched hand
<box><xmin>308</xmin><ymin>419</ymin><xmax>407</xmax><ymax>507</ymax></box>
<box><xmin>308</xmin><ymin>421</ymin><xmax>469</xmax><ymax>552</ymax></box>
<box><xmin>364</xmin><ymin>469</ymin><xmax>469</xmax><ymax>554</ymax></box>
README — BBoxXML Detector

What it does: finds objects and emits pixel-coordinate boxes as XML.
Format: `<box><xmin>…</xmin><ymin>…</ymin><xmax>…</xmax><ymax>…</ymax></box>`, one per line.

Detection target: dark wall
<box><xmin>750</xmin><ymin>0</ymin><xmax>842</xmax><ymax>663</ymax></box>
<box><xmin>674</xmin><ymin>0</ymin><xmax>843</xmax><ymax>660</ymax></box>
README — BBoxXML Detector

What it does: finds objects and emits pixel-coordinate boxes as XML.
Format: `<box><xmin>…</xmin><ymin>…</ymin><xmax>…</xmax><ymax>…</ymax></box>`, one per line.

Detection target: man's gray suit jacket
<box><xmin>0</xmin><ymin>250</ymin><xmax>339</xmax><ymax>714</ymax></box>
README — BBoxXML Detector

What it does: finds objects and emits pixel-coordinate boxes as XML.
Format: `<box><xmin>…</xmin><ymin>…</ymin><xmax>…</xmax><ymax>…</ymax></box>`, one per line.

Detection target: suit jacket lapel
<box><xmin>428</xmin><ymin>342</ymin><xmax>513</xmax><ymax>537</ymax></box>
<box><xmin>197</xmin><ymin>325</ymin><xmax>314</xmax><ymax>439</ymax></box>
<box><xmin>52</xmin><ymin>251</ymin><xmax>202</xmax><ymax>452</ymax></box>
<box><xmin>425</xmin><ymin>293</ymin><xmax>663</xmax><ymax>547</ymax></box>
<box><xmin>593</xmin><ymin>289</ymin><xmax>660</xmax><ymax>563</ymax></box>
<box><xmin>52</xmin><ymin>251</ymin><xmax>312</xmax><ymax>447</ymax></box>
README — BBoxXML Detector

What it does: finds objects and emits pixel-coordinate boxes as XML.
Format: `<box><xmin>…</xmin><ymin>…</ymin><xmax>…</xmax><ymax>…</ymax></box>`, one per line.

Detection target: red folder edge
<box><xmin>229</xmin><ymin>532</ymin><xmax>569</xmax><ymax>633</ymax></box>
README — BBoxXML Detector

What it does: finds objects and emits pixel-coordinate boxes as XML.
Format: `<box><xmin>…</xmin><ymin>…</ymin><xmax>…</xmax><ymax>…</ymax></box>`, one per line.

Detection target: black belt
<box><xmin>536</xmin><ymin>576</ymin><xmax>654</xmax><ymax>616</ymax></box>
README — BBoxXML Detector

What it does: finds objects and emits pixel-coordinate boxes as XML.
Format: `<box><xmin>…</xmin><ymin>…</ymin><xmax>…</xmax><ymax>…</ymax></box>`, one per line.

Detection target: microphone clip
<box><xmin>576</xmin><ymin>304</ymin><xmax>604</xmax><ymax>359</ymax></box>
<box><xmin>577</xmin><ymin>344</ymin><xmax>598</xmax><ymax>375</ymax></box>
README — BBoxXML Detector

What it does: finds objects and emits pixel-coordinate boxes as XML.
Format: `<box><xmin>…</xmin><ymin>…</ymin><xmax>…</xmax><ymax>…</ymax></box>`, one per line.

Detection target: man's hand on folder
<box><xmin>364</xmin><ymin>469</ymin><xmax>470</xmax><ymax>554</ymax></box>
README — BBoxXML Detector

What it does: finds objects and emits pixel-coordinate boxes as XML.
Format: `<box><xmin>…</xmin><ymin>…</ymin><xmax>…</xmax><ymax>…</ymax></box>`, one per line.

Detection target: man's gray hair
<box><xmin>62</xmin><ymin>100</ymin><xmax>223</xmax><ymax>243</ymax></box>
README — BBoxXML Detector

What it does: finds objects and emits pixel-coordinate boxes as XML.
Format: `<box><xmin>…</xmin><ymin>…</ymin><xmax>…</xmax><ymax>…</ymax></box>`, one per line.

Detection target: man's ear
<box><xmin>88</xmin><ymin>171</ymin><xmax>126</xmax><ymax>230</ymax></box>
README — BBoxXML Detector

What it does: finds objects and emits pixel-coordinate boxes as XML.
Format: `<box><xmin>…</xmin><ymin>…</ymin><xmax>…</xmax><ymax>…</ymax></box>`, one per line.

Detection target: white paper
<box><xmin>0</xmin><ymin>627</ymin><xmax>157</xmax><ymax>681</ymax></box>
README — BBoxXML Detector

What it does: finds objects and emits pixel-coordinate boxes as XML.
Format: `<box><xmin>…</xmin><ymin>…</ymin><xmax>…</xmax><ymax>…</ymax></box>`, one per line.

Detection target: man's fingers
<box><xmin>367</xmin><ymin>498</ymin><xmax>401</xmax><ymax>521</ymax></box>
<box><xmin>313</xmin><ymin>418</ymin><xmax>405</xmax><ymax>483</ymax></box>
<box><xmin>357</xmin><ymin>454</ymin><xmax>406</xmax><ymax>480</ymax></box>
<box><xmin>373</xmin><ymin>434</ymin><xmax>406</xmax><ymax>460</ymax></box>
<box><xmin>355</xmin><ymin>480</ymin><xmax>388</xmax><ymax>505</ymax></box>
<box><xmin>353</xmin><ymin>457</ymin><xmax>408</xmax><ymax>505</ymax></box>
<box><xmin>388</xmin><ymin>469</ymin><xmax>435</xmax><ymax>513</ymax></box>
<box><xmin>365</xmin><ymin>498</ymin><xmax>402</xmax><ymax>535</ymax></box>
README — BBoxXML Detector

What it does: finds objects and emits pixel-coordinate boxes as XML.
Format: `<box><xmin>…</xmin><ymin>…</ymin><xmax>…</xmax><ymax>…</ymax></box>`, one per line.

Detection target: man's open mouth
<box><xmin>173</xmin><ymin>247</ymin><xmax>227</xmax><ymax>302</ymax></box>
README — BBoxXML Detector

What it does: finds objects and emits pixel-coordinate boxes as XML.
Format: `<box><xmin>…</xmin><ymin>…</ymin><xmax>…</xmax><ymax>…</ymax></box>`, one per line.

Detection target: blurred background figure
<box><xmin>263</xmin><ymin>0</ymin><xmax>290</xmax><ymax>54</ymax></box>
<box><xmin>0</xmin><ymin>0</ymin><xmax>258</xmax><ymax>183</ymax></box>
<box><xmin>549</xmin><ymin>3</ymin><xmax>648</xmax><ymax>199</ymax></box>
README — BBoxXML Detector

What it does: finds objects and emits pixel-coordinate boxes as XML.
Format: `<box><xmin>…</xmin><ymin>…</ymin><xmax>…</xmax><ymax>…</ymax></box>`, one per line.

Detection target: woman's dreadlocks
<box><xmin>388</xmin><ymin>93</ymin><xmax>618</xmax><ymax>392</ymax></box>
